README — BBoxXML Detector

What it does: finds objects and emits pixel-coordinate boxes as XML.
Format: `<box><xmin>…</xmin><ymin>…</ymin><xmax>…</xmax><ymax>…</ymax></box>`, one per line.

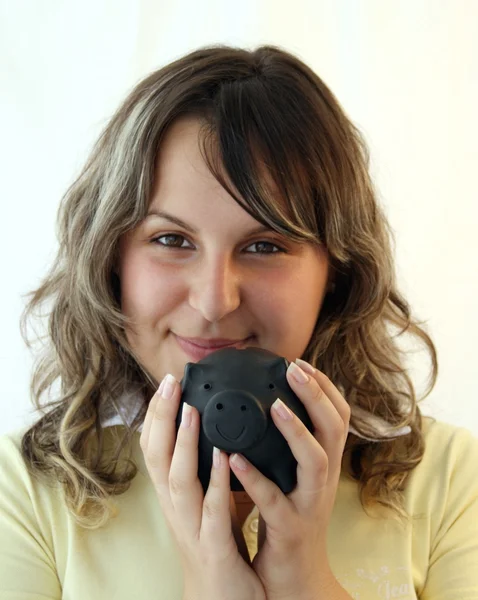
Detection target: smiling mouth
<box><xmin>215</xmin><ymin>424</ymin><xmax>245</xmax><ymax>441</ymax></box>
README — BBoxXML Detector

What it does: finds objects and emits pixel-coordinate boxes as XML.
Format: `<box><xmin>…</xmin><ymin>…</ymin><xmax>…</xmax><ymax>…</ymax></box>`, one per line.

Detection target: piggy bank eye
<box><xmin>203</xmin><ymin>383</ymin><xmax>212</xmax><ymax>391</ymax></box>
<box><xmin>268</xmin><ymin>383</ymin><xmax>276</xmax><ymax>390</ymax></box>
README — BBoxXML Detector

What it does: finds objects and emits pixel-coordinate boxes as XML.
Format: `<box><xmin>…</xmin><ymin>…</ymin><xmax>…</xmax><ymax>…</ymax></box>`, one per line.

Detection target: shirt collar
<box><xmin>101</xmin><ymin>392</ymin><xmax>411</xmax><ymax>442</ymax></box>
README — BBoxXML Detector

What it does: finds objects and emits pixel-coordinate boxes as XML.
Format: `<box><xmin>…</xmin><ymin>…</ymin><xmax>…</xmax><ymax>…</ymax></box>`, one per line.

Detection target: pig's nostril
<box><xmin>204</xmin><ymin>383</ymin><xmax>212</xmax><ymax>390</ymax></box>
<box><xmin>216</xmin><ymin>403</ymin><xmax>224</xmax><ymax>411</ymax></box>
<box><xmin>240</xmin><ymin>405</ymin><xmax>247</xmax><ymax>411</ymax></box>
<box><xmin>269</xmin><ymin>383</ymin><xmax>275</xmax><ymax>390</ymax></box>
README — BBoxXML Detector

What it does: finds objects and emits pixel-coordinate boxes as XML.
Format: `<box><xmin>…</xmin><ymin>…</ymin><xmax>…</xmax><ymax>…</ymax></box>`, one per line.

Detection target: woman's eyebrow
<box><xmin>144</xmin><ymin>209</ymin><xmax>273</xmax><ymax>236</ymax></box>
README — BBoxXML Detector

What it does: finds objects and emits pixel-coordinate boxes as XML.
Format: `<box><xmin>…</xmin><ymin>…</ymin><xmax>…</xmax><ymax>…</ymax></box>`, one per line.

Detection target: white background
<box><xmin>0</xmin><ymin>0</ymin><xmax>477</xmax><ymax>436</ymax></box>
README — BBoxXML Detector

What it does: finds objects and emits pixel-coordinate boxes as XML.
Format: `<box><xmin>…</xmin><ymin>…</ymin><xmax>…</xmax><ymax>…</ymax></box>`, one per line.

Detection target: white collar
<box><xmin>101</xmin><ymin>392</ymin><xmax>411</xmax><ymax>442</ymax></box>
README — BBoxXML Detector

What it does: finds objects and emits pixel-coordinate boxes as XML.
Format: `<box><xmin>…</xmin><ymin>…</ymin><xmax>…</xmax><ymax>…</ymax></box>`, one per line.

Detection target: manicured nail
<box><xmin>230</xmin><ymin>453</ymin><xmax>249</xmax><ymax>471</ymax></box>
<box><xmin>181</xmin><ymin>403</ymin><xmax>192</xmax><ymax>428</ymax></box>
<box><xmin>157</xmin><ymin>377</ymin><xmax>166</xmax><ymax>396</ymax></box>
<box><xmin>213</xmin><ymin>446</ymin><xmax>222</xmax><ymax>469</ymax></box>
<box><xmin>162</xmin><ymin>374</ymin><xmax>176</xmax><ymax>400</ymax></box>
<box><xmin>295</xmin><ymin>358</ymin><xmax>316</xmax><ymax>375</ymax></box>
<box><xmin>272</xmin><ymin>398</ymin><xmax>294</xmax><ymax>421</ymax></box>
<box><xmin>288</xmin><ymin>361</ymin><xmax>309</xmax><ymax>384</ymax></box>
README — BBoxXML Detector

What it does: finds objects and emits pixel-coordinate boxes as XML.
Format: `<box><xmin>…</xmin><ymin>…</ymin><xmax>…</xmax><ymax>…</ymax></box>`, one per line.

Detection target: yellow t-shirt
<box><xmin>0</xmin><ymin>416</ymin><xmax>477</xmax><ymax>599</ymax></box>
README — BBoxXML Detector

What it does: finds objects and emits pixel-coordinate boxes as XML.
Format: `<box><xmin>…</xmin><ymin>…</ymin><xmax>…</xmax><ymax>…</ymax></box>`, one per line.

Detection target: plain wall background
<box><xmin>1</xmin><ymin>0</ymin><xmax>477</xmax><ymax>437</ymax></box>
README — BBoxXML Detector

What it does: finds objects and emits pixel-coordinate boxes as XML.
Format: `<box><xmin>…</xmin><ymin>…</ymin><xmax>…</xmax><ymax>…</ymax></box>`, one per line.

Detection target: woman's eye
<box><xmin>247</xmin><ymin>241</ymin><xmax>284</xmax><ymax>254</ymax></box>
<box><xmin>151</xmin><ymin>234</ymin><xmax>285</xmax><ymax>254</ymax></box>
<box><xmin>152</xmin><ymin>234</ymin><xmax>192</xmax><ymax>249</ymax></box>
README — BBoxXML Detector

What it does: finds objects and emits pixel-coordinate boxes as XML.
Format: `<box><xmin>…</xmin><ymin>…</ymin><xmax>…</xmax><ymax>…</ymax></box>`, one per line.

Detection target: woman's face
<box><xmin>118</xmin><ymin>116</ymin><xmax>330</xmax><ymax>385</ymax></box>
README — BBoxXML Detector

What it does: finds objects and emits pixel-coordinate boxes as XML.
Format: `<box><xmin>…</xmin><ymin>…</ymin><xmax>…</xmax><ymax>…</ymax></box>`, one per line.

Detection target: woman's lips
<box><xmin>174</xmin><ymin>334</ymin><xmax>252</xmax><ymax>361</ymax></box>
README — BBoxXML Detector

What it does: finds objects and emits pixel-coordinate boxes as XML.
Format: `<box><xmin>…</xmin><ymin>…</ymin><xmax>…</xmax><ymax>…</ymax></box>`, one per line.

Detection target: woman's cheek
<box><xmin>121</xmin><ymin>257</ymin><xmax>173</xmax><ymax>318</ymax></box>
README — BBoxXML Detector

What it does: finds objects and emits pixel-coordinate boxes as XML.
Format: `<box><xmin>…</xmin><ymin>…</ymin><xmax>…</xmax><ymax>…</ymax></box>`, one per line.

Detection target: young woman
<box><xmin>1</xmin><ymin>44</ymin><xmax>476</xmax><ymax>600</ymax></box>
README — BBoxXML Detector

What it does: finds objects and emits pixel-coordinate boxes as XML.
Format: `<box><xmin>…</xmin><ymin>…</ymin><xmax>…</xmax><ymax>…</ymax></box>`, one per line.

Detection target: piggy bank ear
<box><xmin>181</xmin><ymin>362</ymin><xmax>208</xmax><ymax>386</ymax></box>
<box><xmin>267</xmin><ymin>356</ymin><xmax>289</xmax><ymax>381</ymax></box>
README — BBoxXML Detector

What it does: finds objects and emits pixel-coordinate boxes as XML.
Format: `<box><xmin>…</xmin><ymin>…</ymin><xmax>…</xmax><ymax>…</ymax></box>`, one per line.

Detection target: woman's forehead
<box><xmin>152</xmin><ymin>116</ymin><xmax>291</xmax><ymax>215</ymax></box>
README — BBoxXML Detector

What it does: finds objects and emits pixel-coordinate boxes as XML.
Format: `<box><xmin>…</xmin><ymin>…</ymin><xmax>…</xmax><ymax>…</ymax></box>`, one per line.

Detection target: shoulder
<box><xmin>0</xmin><ymin>425</ymin><xmax>31</xmax><ymax>479</ymax></box>
<box><xmin>421</xmin><ymin>415</ymin><xmax>478</xmax><ymax>467</ymax></box>
<box><xmin>0</xmin><ymin>424</ymin><xmax>62</xmax><ymax>508</ymax></box>
<box><xmin>0</xmin><ymin>425</ymin><xmax>55</xmax><ymax>543</ymax></box>
<box><xmin>412</xmin><ymin>418</ymin><xmax>478</xmax><ymax>597</ymax></box>
<box><xmin>407</xmin><ymin>415</ymin><xmax>478</xmax><ymax>513</ymax></box>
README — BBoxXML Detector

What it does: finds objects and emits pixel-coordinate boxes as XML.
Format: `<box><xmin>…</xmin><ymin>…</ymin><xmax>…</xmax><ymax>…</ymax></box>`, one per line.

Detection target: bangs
<box><xmin>195</xmin><ymin>75</ymin><xmax>326</xmax><ymax>246</ymax></box>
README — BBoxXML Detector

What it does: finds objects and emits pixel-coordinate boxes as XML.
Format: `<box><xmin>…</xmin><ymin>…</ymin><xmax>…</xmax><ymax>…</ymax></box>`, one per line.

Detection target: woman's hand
<box><xmin>140</xmin><ymin>374</ymin><xmax>266</xmax><ymax>600</ymax></box>
<box><xmin>229</xmin><ymin>358</ymin><xmax>351</xmax><ymax>600</ymax></box>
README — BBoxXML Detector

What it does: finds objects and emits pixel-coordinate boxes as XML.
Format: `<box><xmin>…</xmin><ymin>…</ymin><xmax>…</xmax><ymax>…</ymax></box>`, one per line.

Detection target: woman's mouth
<box><xmin>174</xmin><ymin>334</ymin><xmax>253</xmax><ymax>361</ymax></box>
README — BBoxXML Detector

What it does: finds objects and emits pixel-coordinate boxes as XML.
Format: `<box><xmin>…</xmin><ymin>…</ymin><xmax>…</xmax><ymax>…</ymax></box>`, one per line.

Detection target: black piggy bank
<box><xmin>175</xmin><ymin>346</ymin><xmax>314</xmax><ymax>494</ymax></box>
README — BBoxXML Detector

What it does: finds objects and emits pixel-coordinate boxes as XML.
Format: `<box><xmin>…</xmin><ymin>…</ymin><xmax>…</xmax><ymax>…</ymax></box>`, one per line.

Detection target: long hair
<box><xmin>20</xmin><ymin>44</ymin><xmax>437</xmax><ymax>529</ymax></box>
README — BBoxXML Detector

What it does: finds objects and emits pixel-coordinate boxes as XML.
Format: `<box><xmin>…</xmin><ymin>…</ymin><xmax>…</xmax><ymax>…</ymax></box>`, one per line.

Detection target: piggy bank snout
<box><xmin>202</xmin><ymin>390</ymin><xmax>268</xmax><ymax>453</ymax></box>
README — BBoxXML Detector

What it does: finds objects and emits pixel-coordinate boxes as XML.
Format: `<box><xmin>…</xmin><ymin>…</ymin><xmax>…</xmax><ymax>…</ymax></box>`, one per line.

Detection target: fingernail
<box><xmin>181</xmin><ymin>403</ymin><xmax>192</xmax><ymax>428</ymax></box>
<box><xmin>295</xmin><ymin>358</ymin><xmax>316</xmax><ymax>376</ymax></box>
<box><xmin>157</xmin><ymin>378</ymin><xmax>166</xmax><ymax>396</ymax></box>
<box><xmin>288</xmin><ymin>361</ymin><xmax>309</xmax><ymax>384</ymax></box>
<box><xmin>272</xmin><ymin>398</ymin><xmax>294</xmax><ymax>421</ymax></box>
<box><xmin>231</xmin><ymin>453</ymin><xmax>249</xmax><ymax>471</ymax></box>
<box><xmin>213</xmin><ymin>446</ymin><xmax>222</xmax><ymax>469</ymax></box>
<box><xmin>162</xmin><ymin>374</ymin><xmax>176</xmax><ymax>400</ymax></box>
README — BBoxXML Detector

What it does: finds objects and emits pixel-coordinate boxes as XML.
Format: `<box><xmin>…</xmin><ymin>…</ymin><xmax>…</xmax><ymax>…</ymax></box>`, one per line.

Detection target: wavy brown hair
<box><xmin>20</xmin><ymin>44</ymin><xmax>437</xmax><ymax>530</ymax></box>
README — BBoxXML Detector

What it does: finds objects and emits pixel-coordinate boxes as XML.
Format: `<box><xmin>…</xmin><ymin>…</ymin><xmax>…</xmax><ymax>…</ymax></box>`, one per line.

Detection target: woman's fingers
<box><xmin>139</xmin><ymin>375</ymin><xmax>262</xmax><ymax>600</ymax></box>
<box><xmin>286</xmin><ymin>361</ymin><xmax>349</xmax><ymax>476</ymax></box>
<box><xmin>167</xmin><ymin>398</ymin><xmax>204</xmax><ymax>536</ymax></box>
<box><xmin>200</xmin><ymin>449</ymin><xmax>244</xmax><ymax>559</ymax></box>
<box><xmin>295</xmin><ymin>359</ymin><xmax>351</xmax><ymax>435</ymax></box>
<box><xmin>141</xmin><ymin>375</ymin><xmax>252</xmax><ymax>561</ymax></box>
<box><xmin>173</xmin><ymin>418</ymin><xmax>250</xmax><ymax>562</ymax></box>
<box><xmin>140</xmin><ymin>376</ymin><xmax>179</xmax><ymax>497</ymax></box>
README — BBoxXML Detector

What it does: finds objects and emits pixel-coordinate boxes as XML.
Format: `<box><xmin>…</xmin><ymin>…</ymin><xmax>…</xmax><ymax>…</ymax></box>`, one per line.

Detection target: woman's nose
<box><xmin>189</xmin><ymin>256</ymin><xmax>242</xmax><ymax>322</ymax></box>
